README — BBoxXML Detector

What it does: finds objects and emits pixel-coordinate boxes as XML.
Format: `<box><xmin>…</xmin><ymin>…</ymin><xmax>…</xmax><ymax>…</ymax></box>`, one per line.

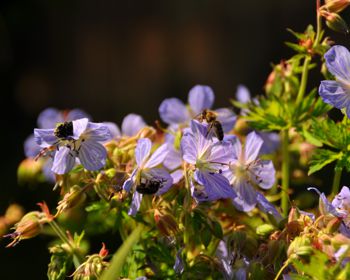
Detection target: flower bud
<box><xmin>287</xmin><ymin>236</ymin><xmax>313</xmax><ymax>259</ymax></box>
<box><xmin>137</xmin><ymin>126</ymin><xmax>156</xmax><ymax>140</ymax></box>
<box><xmin>256</xmin><ymin>224</ymin><xmax>275</xmax><ymax>237</ymax></box>
<box><xmin>325</xmin><ymin>217</ymin><xmax>342</xmax><ymax>233</ymax></box>
<box><xmin>17</xmin><ymin>158</ymin><xmax>43</xmax><ymax>184</ymax></box>
<box><xmin>4</xmin><ymin>211</ymin><xmax>44</xmax><ymax>247</ymax></box>
<box><xmin>323</xmin><ymin>0</ymin><xmax>350</xmax><ymax>13</ymax></box>
<box><xmin>320</xmin><ymin>10</ymin><xmax>349</xmax><ymax>34</ymax></box>
<box><xmin>5</xmin><ymin>204</ymin><xmax>24</xmax><ymax>225</ymax></box>
<box><xmin>154</xmin><ymin>209</ymin><xmax>179</xmax><ymax>236</ymax></box>
<box><xmin>56</xmin><ymin>185</ymin><xmax>87</xmax><ymax>214</ymax></box>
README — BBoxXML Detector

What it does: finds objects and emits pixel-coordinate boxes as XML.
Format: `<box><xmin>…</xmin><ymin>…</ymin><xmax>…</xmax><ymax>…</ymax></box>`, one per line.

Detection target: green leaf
<box><xmin>308</xmin><ymin>149</ymin><xmax>342</xmax><ymax>175</ymax></box>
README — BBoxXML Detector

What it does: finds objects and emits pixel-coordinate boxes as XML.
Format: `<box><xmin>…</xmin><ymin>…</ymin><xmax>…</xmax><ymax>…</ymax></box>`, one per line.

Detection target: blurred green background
<box><xmin>0</xmin><ymin>0</ymin><xmax>348</xmax><ymax>279</ymax></box>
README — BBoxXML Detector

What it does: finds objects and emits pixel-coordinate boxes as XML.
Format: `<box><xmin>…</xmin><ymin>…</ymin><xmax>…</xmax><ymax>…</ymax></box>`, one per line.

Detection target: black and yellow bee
<box><xmin>136</xmin><ymin>177</ymin><xmax>165</xmax><ymax>195</ymax></box>
<box><xmin>196</xmin><ymin>109</ymin><xmax>224</xmax><ymax>141</ymax></box>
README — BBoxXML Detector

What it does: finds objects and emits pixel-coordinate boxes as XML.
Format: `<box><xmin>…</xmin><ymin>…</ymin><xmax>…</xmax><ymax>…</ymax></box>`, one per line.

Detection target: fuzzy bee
<box><xmin>136</xmin><ymin>177</ymin><xmax>165</xmax><ymax>195</ymax></box>
<box><xmin>196</xmin><ymin>109</ymin><xmax>224</xmax><ymax>141</ymax></box>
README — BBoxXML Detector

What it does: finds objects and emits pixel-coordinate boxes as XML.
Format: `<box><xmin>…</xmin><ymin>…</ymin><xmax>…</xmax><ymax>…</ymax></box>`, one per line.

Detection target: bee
<box><xmin>54</xmin><ymin>121</ymin><xmax>74</xmax><ymax>139</ymax></box>
<box><xmin>196</xmin><ymin>109</ymin><xmax>224</xmax><ymax>141</ymax></box>
<box><xmin>136</xmin><ymin>177</ymin><xmax>165</xmax><ymax>195</ymax></box>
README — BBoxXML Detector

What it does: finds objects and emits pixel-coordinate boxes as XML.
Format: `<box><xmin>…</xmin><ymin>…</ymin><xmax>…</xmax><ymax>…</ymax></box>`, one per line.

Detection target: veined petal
<box><xmin>215</xmin><ymin>108</ymin><xmax>237</xmax><ymax>133</ymax></box>
<box><xmin>244</xmin><ymin>131</ymin><xmax>263</xmax><ymax>163</ymax></box>
<box><xmin>104</xmin><ymin>122</ymin><xmax>121</xmax><ymax>138</ymax></box>
<box><xmin>52</xmin><ymin>146</ymin><xmax>76</xmax><ymax>174</ymax></box>
<box><xmin>235</xmin><ymin>85</ymin><xmax>251</xmax><ymax>104</ymax></box>
<box><xmin>163</xmin><ymin>147</ymin><xmax>182</xmax><ymax>170</ymax></box>
<box><xmin>78</xmin><ymin>140</ymin><xmax>107</xmax><ymax>171</ymax></box>
<box><xmin>332</xmin><ymin>186</ymin><xmax>350</xmax><ymax>210</ymax></box>
<box><xmin>34</xmin><ymin>128</ymin><xmax>57</xmax><ymax>148</ymax></box>
<box><xmin>121</xmin><ymin>113</ymin><xmax>146</xmax><ymax>136</ymax></box>
<box><xmin>144</xmin><ymin>143</ymin><xmax>169</xmax><ymax>168</ymax></box>
<box><xmin>128</xmin><ymin>192</ymin><xmax>143</xmax><ymax>216</ymax></box>
<box><xmin>256</xmin><ymin>192</ymin><xmax>283</xmax><ymax>223</ymax></box>
<box><xmin>42</xmin><ymin>157</ymin><xmax>56</xmax><ymax>182</ymax></box>
<box><xmin>232</xmin><ymin>180</ymin><xmax>257</xmax><ymax>212</ymax></box>
<box><xmin>170</xmin><ymin>169</ymin><xmax>183</xmax><ymax>184</ymax></box>
<box><xmin>37</xmin><ymin>108</ymin><xmax>62</xmax><ymax>129</ymax></box>
<box><xmin>324</xmin><ymin>45</ymin><xmax>350</xmax><ymax>81</ymax></box>
<box><xmin>209</xmin><ymin>140</ymin><xmax>234</xmax><ymax>168</ymax></box>
<box><xmin>135</xmin><ymin>138</ymin><xmax>152</xmax><ymax>167</ymax></box>
<box><xmin>181</xmin><ymin>130</ymin><xmax>198</xmax><ymax>165</ymax></box>
<box><xmin>123</xmin><ymin>168</ymin><xmax>137</xmax><ymax>192</ymax></box>
<box><xmin>249</xmin><ymin>160</ymin><xmax>276</xmax><ymax>190</ymax></box>
<box><xmin>24</xmin><ymin>134</ymin><xmax>41</xmax><ymax>158</ymax></box>
<box><xmin>86</xmin><ymin>122</ymin><xmax>112</xmax><ymax>142</ymax></box>
<box><xmin>188</xmin><ymin>85</ymin><xmax>215</xmax><ymax>115</ymax></box>
<box><xmin>159</xmin><ymin>98</ymin><xmax>190</xmax><ymax>125</ymax></box>
<box><xmin>194</xmin><ymin>170</ymin><xmax>236</xmax><ymax>201</ymax></box>
<box><xmin>72</xmin><ymin>118</ymin><xmax>89</xmax><ymax>139</ymax></box>
<box><xmin>319</xmin><ymin>80</ymin><xmax>350</xmax><ymax>111</ymax></box>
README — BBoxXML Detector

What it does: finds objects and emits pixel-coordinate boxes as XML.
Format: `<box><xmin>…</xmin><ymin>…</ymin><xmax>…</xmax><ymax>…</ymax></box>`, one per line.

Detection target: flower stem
<box><xmin>331</xmin><ymin>167</ymin><xmax>343</xmax><ymax>197</ymax></box>
<box><xmin>281</xmin><ymin>129</ymin><xmax>290</xmax><ymax>217</ymax></box>
<box><xmin>183</xmin><ymin>167</ymin><xmax>191</xmax><ymax>245</ymax></box>
<box><xmin>314</xmin><ymin>0</ymin><xmax>322</xmax><ymax>47</ymax></box>
<box><xmin>49</xmin><ymin>220</ymin><xmax>82</xmax><ymax>268</ymax></box>
<box><xmin>295</xmin><ymin>55</ymin><xmax>311</xmax><ymax>105</ymax></box>
<box><xmin>101</xmin><ymin>223</ymin><xmax>145</xmax><ymax>280</ymax></box>
<box><xmin>273</xmin><ymin>259</ymin><xmax>290</xmax><ymax>280</ymax></box>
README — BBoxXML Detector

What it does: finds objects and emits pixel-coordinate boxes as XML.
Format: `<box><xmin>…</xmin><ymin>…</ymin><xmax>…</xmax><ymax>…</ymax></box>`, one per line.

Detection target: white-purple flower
<box><xmin>105</xmin><ymin>113</ymin><xmax>146</xmax><ymax>138</ymax></box>
<box><xmin>223</xmin><ymin>132</ymin><xmax>276</xmax><ymax>212</ymax></box>
<box><xmin>34</xmin><ymin>118</ymin><xmax>111</xmax><ymax>174</ymax></box>
<box><xmin>181</xmin><ymin>120</ymin><xmax>237</xmax><ymax>201</ymax></box>
<box><xmin>122</xmin><ymin>138</ymin><xmax>173</xmax><ymax>216</ymax></box>
<box><xmin>159</xmin><ymin>85</ymin><xmax>236</xmax><ymax>133</ymax></box>
<box><xmin>319</xmin><ymin>45</ymin><xmax>350</xmax><ymax>118</ymax></box>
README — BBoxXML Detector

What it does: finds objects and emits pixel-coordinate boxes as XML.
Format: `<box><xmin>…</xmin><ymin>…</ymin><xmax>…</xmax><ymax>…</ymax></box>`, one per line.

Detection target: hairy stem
<box><xmin>274</xmin><ymin>259</ymin><xmax>290</xmax><ymax>280</ymax></box>
<box><xmin>281</xmin><ymin>129</ymin><xmax>290</xmax><ymax>217</ymax></box>
<box><xmin>101</xmin><ymin>223</ymin><xmax>145</xmax><ymax>280</ymax></box>
<box><xmin>331</xmin><ymin>167</ymin><xmax>343</xmax><ymax>197</ymax></box>
<box><xmin>295</xmin><ymin>55</ymin><xmax>311</xmax><ymax>105</ymax></box>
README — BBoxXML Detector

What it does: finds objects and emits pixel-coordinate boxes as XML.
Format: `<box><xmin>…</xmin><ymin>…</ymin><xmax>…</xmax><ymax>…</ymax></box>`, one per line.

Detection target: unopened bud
<box><xmin>137</xmin><ymin>126</ymin><xmax>156</xmax><ymax>139</ymax></box>
<box><xmin>154</xmin><ymin>209</ymin><xmax>179</xmax><ymax>236</ymax></box>
<box><xmin>326</xmin><ymin>217</ymin><xmax>342</xmax><ymax>233</ymax></box>
<box><xmin>17</xmin><ymin>158</ymin><xmax>43</xmax><ymax>184</ymax></box>
<box><xmin>256</xmin><ymin>224</ymin><xmax>275</xmax><ymax>237</ymax></box>
<box><xmin>287</xmin><ymin>236</ymin><xmax>313</xmax><ymax>259</ymax></box>
<box><xmin>5</xmin><ymin>204</ymin><xmax>24</xmax><ymax>225</ymax></box>
<box><xmin>323</xmin><ymin>0</ymin><xmax>350</xmax><ymax>13</ymax></box>
<box><xmin>321</xmin><ymin>10</ymin><xmax>349</xmax><ymax>34</ymax></box>
<box><xmin>57</xmin><ymin>185</ymin><xmax>87</xmax><ymax>214</ymax></box>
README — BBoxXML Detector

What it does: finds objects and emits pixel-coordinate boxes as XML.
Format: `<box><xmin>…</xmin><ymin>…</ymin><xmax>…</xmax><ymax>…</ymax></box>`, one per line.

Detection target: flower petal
<box><xmin>66</xmin><ymin>109</ymin><xmax>92</xmax><ymax>122</ymax></box>
<box><xmin>244</xmin><ymin>131</ymin><xmax>263</xmax><ymax>163</ymax></box>
<box><xmin>232</xmin><ymin>180</ymin><xmax>257</xmax><ymax>212</ymax></box>
<box><xmin>215</xmin><ymin>108</ymin><xmax>237</xmax><ymax>133</ymax></box>
<box><xmin>256</xmin><ymin>192</ymin><xmax>283</xmax><ymax>223</ymax></box>
<box><xmin>249</xmin><ymin>160</ymin><xmax>276</xmax><ymax>189</ymax></box>
<box><xmin>235</xmin><ymin>85</ymin><xmax>251</xmax><ymax>104</ymax></box>
<box><xmin>259</xmin><ymin>132</ymin><xmax>280</xmax><ymax>155</ymax></box>
<box><xmin>144</xmin><ymin>143</ymin><xmax>169</xmax><ymax>168</ymax></box>
<box><xmin>37</xmin><ymin>108</ymin><xmax>62</xmax><ymax>129</ymax></box>
<box><xmin>34</xmin><ymin>128</ymin><xmax>57</xmax><ymax>148</ymax></box>
<box><xmin>78</xmin><ymin>140</ymin><xmax>107</xmax><ymax>171</ymax></box>
<box><xmin>128</xmin><ymin>191</ymin><xmax>143</xmax><ymax>216</ymax></box>
<box><xmin>86</xmin><ymin>122</ymin><xmax>112</xmax><ymax>142</ymax></box>
<box><xmin>52</xmin><ymin>146</ymin><xmax>76</xmax><ymax>174</ymax></box>
<box><xmin>332</xmin><ymin>186</ymin><xmax>350</xmax><ymax>210</ymax></box>
<box><xmin>121</xmin><ymin>113</ymin><xmax>146</xmax><ymax>136</ymax></box>
<box><xmin>188</xmin><ymin>85</ymin><xmax>215</xmax><ymax>115</ymax></box>
<box><xmin>123</xmin><ymin>168</ymin><xmax>137</xmax><ymax>192</ymax></box>
<box><xmin>24</xmin><ymin>134</ymin><xmax>41</xmax><ymax>158</ymax></box>
<box><xmin>159</xmin><ymin>98</ymin><xmax>190</xmax><ymax>125</ymax></box>
<box><xmin>194</xmin><ymin>170</ymin><xmax>236</xmax><ymax>201</ymax></box>
<box><xmin>163</xmin><ymin>147</ymin><xmax>182</xmax><ymax>170</ymax></box>
<box><xmin>104</xmin><ymin>122</ymin><xmax>121</xmax><ymax>138</ymax></box>
<box><xmin>72</xmin><ymin>118</ymin><xmax>89</xmax><ymax>139</ymax></box>
<box><xmin>319</xmin><ymin>80</ymin><xmax>350</xmax><ymax>114</ymax></box>
<box><xmin>147</xmin><ymin>168</ymin><xmax>173</xmax><ymax>195</ymax></box>
<box><xmin>135</xmin><ymin>138</ymin><xmax>152</xmax><ymax>167</ymax></box>
<box><xmin>324</xmin><ymin>45</ymin><xmax>350</xmax><ymax>82</ymax></box>
<box><xmin>170</xmin><ymin>169</ymin><xmax>183</xmax><ymax>184</ymax></box>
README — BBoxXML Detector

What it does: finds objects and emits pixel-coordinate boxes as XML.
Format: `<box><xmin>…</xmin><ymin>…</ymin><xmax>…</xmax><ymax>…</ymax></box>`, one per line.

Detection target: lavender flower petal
<box><xmin>236</xmin><ymin>85</ymin><xmax>251</xmax><ymax>104</ymax></box>
<box><xmin>256</xmin><ymin>192</ymin><xmax>283</xmax><ymax>223</ymax></box>
<box><xmin>37</xmin><ymin>108</ymin><xmax>62</xmax><ymax>129</ymax></box>
<box><xmin>324</xmin><ymin>45</ymin><xmax>350</xmax><ymax>82</ymax></box>
<box><xmin>144</xmin><ymin>143</ymin><xmax>169</xmax><ymax>169</ymax></box>
<box><xmin>188</xmin><ymin>85</ymin><xmax>215</xmax><ymax>115</ymax></box>
<box><xmin>332</xmin><ymin>186</ymin><xmax>350</xmax><ymax>209</ymax></box>
<box><xmin>104</xmin><ymin>122</ymin><xmax>121</xmax><ymax>138</ymax></box>
<box><xmin>24</xmin><ymin>134</ymin><xmax>41</xmax><ymax>158</ymax></box>
<box><xmin>52</xmin><ymin>146</ymin><xmax>76</xmax><ymax>174</ymax></box>
<box><xmin>135</xmin><ymin>138</ymin><xmax>152</xmax><ymax>167</ymax></box>
<box><xmin>159</xmin><ymin>98</ymin><xmax>190</xmax><ymax>125</ymax></box>
<box><xmin>86</xmin><ymin>122</ymin><xmax>112</xmax><ymax>142</ymax></box>
<box><xmin>72</xmin><ymin>118</ymin><xmax>89</xmax><ymax>140</ymax></box>
<box><xmin>78</xmin><ymin>140</ymin><xmax>107</xmax><ymax>171</ymax></box>
<box><xmin>128</xmin><ymin>191</ymin><xmax>143</xmax><ymax>216</ymax></box>
<box><xmin>250</xmin><ymin>160</ymin><xmax>275</xmax><ymax>189</ymax></box>
<box><xmin>147</xmin><ymin>168</ymin><xmax>173</xmax><ymax>195</ymax></box>
<box><xmin>121</xmin><ymin>113</ymin><xmax>146</xmax><ymax>136</ymax></box>
<box><xmin>34</xmin><ymin>128</ymin><xmax>57</xmax><ymax>147</ymax></box>
<box><xmin>215</xmin><ymin>108</ymin><xmax>237</xmax><ymax>133</ymax></box>
<box><xmin>244</xmin><ymin>131</ymin><xmax>263</xmax><ymax>163</ymax></box>
<box><xmin>66</xmin><ymin>109</ymin><xmax>91</xmax><ymax>122</ymax></box>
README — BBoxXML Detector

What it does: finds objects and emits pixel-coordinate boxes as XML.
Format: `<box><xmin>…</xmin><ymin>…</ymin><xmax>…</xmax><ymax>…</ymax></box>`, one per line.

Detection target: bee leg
<box><xmin>205</xmin><ymin>122</ymin><xmax>214</xmax><ymax>138</ymax></box>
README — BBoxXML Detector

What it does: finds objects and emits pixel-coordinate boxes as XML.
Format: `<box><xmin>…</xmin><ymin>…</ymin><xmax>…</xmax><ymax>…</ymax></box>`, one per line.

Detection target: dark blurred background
<box><xmin>0</xmin><ymin>0</ymin><xmax>349</xmax><ymax>279</ymax></box>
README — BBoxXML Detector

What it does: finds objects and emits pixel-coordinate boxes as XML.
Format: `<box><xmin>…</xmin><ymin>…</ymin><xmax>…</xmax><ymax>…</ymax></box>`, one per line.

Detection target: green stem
<box><xmin>281</xmin><ymin>129</ymin><xmax>290</xmax><ymax>217</ymax></box>
<box><xmin>314</xmin><ymin>0</ymin><xmax>322</xmax><ymax>47</ymax></box>
<box><xmin>101</xmin><ymin>223</ymin><xmax>145</xmax><ymax>280</ymax></box>
<box><xmin>274</xmin><ymin>259</ymin><xmax>290</xmax><ymax>280</ymax></box>
<box><xmin>49</xmin><ymin>220</ymin><xmax>82</xmax><ymax>268</ymax></box>
<box><xmin>295</xmin><ymin>55</ymin><xmax>311</xmax><ymax>105</ymax></box>
<box><xmin>331</xmin><ymin>167</ymin><xmax>343</xmax><ymax>197</ymax></box>
<box><xmin>183</xmin><ymin>167</ymin><xmax>191</xmax><ymax>245</ymax></box>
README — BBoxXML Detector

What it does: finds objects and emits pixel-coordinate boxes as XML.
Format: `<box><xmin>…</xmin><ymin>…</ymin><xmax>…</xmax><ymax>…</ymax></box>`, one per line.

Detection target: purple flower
<box><xmin>319</xmin><ymin>45</ymin><xmax>350</xmax><ymax>118</ymax></box>
<box><xmin>34</xmin><ymin>118</ymin><xmax>111</xmax><ymax>174</ymax></box>
<box><xmin>159</xmin><ymin>85</ymin><xmax>236</xmax><ymax>133</ymax></box>
<box><xmin>181</xmin><ymin>120</ymin><xmax>237</xmax><ymax>201</ymax></box>
<box><xmin>256</xmin><ymin>192</ymin><xmax>283</xmax><ymax>223</ymax></box>
<box><xmin>105</xmin><ymin>113</ymin><xmax>146</xmax><ymax>138</ymax></box>
<box><xmin>122</xmin><ymin>138</ymin><xmax>173</xmax><ymax>216</ymax></box>
<box><xmin>223</xmin><ymin>132</ymin><xmax>276</xmax><ymax>212</ymax></box>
